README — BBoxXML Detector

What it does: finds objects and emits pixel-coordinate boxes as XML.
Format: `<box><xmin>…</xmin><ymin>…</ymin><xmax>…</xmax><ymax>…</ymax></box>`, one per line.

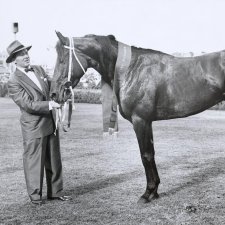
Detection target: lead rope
<box><xmin>55</xmin><ymin>37</ymin><xmax>86</xmax><ymax>133</ymax></box>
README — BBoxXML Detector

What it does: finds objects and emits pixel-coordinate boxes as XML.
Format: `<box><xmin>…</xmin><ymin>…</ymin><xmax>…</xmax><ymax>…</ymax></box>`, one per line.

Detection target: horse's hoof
<box><xmin>151</xmin><ymin>193</ymin><xmax>159</xmax><ymax>199</ymax></box>
<box><xmin>137</xmin><ymin>197</ymin><xmax>150</xmax><ymax>204</ymax></box>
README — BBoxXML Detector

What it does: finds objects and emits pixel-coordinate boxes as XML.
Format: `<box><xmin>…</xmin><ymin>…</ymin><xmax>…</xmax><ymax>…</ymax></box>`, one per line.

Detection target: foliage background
<box><xmin>1</xmin><ymin>67</ymin><xmax>225</xmax><ymax>109</ymax></box>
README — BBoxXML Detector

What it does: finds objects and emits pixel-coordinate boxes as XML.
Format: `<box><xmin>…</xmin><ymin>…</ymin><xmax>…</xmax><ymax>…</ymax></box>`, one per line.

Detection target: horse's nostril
<box><xmin>50</xmin><ymin>93</ymin><xmax>56</xmax><ymax>100</ymax></box>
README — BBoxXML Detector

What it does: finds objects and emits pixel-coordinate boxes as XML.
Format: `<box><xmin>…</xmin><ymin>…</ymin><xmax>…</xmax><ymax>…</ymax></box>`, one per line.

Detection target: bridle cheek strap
<box><xmin>64</xmin><ymin>38</ymin><xmax>86</xmax><ymax>76</ymax></box>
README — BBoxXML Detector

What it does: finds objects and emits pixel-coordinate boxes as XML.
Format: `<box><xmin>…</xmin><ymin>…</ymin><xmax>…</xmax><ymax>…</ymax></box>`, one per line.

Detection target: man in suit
<box><xmin>6</xmin><ymin>40</ymin><xmax>71</xmax><ymax>205</ymax></box>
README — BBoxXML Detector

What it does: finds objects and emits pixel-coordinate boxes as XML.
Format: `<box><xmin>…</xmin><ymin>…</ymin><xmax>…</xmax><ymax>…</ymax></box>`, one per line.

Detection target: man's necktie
<box><xmin>25</xmin><ymin>67</ymin><xmax>34</xmax><ymax>73</ymax></box>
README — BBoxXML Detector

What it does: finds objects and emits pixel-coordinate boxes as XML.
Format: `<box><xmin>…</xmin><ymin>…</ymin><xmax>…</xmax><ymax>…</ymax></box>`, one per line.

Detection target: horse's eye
<box><xmin>60</xmin><ymin>56</ymin><xmax>64</xmax><ymax>64</ymax></box>
<box><xmin>64</xmin><ymin>81</ymin><xmax>72</xmax><ymax>89</ymax></box>
<box><xmin>57</xmin><ymin>55</ymin><xmax>63</xmax><ymax>64</ymax></box>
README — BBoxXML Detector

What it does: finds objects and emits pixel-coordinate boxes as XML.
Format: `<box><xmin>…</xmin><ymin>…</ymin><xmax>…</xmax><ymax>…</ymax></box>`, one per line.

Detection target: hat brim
<box><xmin>6</xmin><ymin>45</ymin><xmax>32</xmax><ymax>63</ymax></box>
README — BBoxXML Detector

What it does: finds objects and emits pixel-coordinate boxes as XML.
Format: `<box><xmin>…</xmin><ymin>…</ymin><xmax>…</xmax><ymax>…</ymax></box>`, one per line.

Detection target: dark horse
<box><xmin>50</xmin><ymin>31</ymin><xmax>225</xmax><ymax>203</ymax></box>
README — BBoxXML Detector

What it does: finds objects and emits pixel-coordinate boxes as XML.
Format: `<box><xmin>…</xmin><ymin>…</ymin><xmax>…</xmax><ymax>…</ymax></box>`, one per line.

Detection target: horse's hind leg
<box><xmin>133</xmin><ymin>116</ymin><xmax>160</xmax><ymax>203</ymax></box>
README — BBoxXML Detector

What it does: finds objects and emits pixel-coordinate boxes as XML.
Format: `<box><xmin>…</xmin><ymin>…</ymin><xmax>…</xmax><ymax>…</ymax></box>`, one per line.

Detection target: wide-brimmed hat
<box><xmin>6</xmin><ymin>40</ymin><xmax>32</xmax><ymax>63</ymax></box>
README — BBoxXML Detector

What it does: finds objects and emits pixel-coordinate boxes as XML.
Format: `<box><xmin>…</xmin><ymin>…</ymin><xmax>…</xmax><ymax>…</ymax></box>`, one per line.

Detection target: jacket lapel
<box><xmin>15</xmin><ymin>69</ymin><xmax>44</xmax><ymax>95</ymax></box>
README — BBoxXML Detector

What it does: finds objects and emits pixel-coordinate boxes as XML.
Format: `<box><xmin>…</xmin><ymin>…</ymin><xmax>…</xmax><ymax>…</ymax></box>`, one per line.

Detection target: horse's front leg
<box><xmin>132</xmin><ymin>116</ymin><xmax>160</xmax><ymax>203</ymax></box>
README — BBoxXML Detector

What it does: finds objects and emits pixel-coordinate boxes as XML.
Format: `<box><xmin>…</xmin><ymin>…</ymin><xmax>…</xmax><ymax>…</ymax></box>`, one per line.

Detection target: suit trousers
<box><xmin>23</xmin><ymin>131</ymin><xmax>63</xmax><ymax>201</ymax></box>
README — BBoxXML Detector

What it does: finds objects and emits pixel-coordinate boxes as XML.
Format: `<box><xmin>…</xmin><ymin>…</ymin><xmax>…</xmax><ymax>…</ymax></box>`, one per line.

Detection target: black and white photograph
<box><xmin>1</xmin><ymin>0</ymin><xmax>225</xmax><ymax>224</ymax></box>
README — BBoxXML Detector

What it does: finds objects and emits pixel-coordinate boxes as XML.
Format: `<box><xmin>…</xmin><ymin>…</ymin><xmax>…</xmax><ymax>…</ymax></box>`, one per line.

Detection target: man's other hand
<box><xmin>49</xmin><ymin>101</ymin><xmax>61</xmax><ymax>109</ymax></box>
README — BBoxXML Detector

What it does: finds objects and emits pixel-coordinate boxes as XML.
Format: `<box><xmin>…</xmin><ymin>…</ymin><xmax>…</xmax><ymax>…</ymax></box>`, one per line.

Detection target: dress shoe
<box><xmin>47</xmin><ymin>195</ymin><xmax>72</xmax><ymax>201</ymax></box>
<box><xmin>31</xmin><ymin>199</ymin><xmax>43</xmax><ymax>205</ymax></box>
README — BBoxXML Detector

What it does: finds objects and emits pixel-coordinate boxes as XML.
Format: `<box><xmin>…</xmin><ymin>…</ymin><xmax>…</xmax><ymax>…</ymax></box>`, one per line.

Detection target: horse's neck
<box><xmin>94</xmin><ymin>42</ymin><xmax>133</xmax><ymax>101</ymax></box>
<box><xmin>92</xmin><ymin>41</ymin><xmax>118</xmax><ymax>86</ymax></box>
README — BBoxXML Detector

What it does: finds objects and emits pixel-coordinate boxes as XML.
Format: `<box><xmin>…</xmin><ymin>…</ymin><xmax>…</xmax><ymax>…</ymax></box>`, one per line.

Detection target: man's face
<box><xmin>14</xmin><ymin>49</ymin><xmax>30</xmax><ymax>68</ymax></box>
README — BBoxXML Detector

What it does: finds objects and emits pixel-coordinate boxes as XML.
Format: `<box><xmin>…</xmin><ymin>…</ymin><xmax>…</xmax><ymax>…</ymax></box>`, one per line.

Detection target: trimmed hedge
<box><xmin>2</xmin><ymin>83</ymin><xmax>225</xmax><ymax>109</ymax></box>
<box><xmin>72</xmin><ymin>89</ymin><xmax>225</xmax><ymax>110</ymax></box>
<box><xmin>211</xmin><ymin>101</ymin><xmax>225</xmax><ymax>110</ymax></box>
<box><xmin>74</xmin><ymin>89</ymin><xmax>102</xmax><ymax>104</ymax></box>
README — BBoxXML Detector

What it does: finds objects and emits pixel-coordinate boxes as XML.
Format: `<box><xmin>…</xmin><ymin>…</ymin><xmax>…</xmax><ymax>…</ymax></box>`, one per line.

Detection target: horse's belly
<box><xmin>155</xmin><ymin>80</ymin><xmax>223</xmax><ymax>120</ymax></box>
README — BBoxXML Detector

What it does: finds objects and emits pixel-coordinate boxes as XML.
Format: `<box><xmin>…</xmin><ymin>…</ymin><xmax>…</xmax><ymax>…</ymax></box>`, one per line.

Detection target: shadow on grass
<box><xmin>66</xmin><ymin>170</ymin><xmax>142</xmax><ymax>196</ymax></box>
<box><xmin>160</xmin><ymin>156</ymin><xmax>225</xmax><ymax>198</ymax></box>
<box><xmin>66</xmin><ymin>156</ymin><xmax>225</xmax><ymax>199</ymax></box>
<box><xmin>1</xmin><ymin>156</ymin><xmax>225</xmax><ymax>224</ymax></box>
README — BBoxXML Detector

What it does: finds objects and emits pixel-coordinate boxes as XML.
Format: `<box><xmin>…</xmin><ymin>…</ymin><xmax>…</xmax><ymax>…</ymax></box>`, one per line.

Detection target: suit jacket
<box><xmin>8</xmin><ymin>65</ymin><xmax>54</xmax><ymax>141</ymax></box>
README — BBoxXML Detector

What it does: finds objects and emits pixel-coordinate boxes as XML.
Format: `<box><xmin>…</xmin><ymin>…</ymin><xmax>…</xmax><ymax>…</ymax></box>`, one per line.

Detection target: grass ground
<box><xmin>0</xmin><ymin>97</ymin><xmax>225</xmax><ymax>225</ymax></box>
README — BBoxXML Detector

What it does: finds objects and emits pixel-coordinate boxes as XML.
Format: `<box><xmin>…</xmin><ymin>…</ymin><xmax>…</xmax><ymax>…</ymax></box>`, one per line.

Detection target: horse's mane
<box><xmin>132</xmin><ymin>46</ymin><xmax>170</xmax><ymax>56</ymax></box>
<box><xmin>84</xmin><ymin>34</ymin><xmax>170</xmax><ymax>56</ymax></box>
<box><xmin>84</xmin><ymin>34</ymin><xmax>117</xmax><ymax>60</ymax></box>
<box><xmin>84</xmin><ymin>34</ymin><xmax>116</xmax><ymax>41</ymax></box>
<box><xmin>55</xmin><ymin>34</ymin><xmax>171</xmax><ymax>62</ymax></box>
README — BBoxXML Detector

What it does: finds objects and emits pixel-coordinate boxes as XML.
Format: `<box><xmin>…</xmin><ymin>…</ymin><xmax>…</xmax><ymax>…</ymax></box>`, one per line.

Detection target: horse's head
<box><xmin>50</xmin><ymin>32</ymin><xmax>98</xmax><ymax>103</ymax></box>
<box><xmin>50</xmin><ymin>31</ymin><xmax>117</xmax><ymax>103</ymax></box>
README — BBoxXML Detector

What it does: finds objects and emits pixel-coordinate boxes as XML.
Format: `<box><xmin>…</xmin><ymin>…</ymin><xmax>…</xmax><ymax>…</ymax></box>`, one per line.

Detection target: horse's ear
<box><xmin>107</xmin><ymin>35</ymin><xmax>116</xmax><ymax>41</ymax></box>
<box><xmin>55</xmin><ymin>31</ymin><xmax>67</xmax><ymax>45</ymax></box>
